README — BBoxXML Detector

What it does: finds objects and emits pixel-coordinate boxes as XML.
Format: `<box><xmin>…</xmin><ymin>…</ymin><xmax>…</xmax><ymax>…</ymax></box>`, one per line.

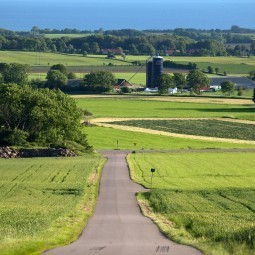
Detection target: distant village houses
<box><xmin>101</xmin><ymin>48</ymin><xmax>123</xmax><ymax>55</ymax></box>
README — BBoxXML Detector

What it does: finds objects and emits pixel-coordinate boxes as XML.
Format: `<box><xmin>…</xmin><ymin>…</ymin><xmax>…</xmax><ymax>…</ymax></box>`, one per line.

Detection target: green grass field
<box><xmin>83</xmin><ymin>126</ymin><xmax>255</xmax><ymax>150</ymax></box>
<box><xmin>128</xmin><ymin>152</ymin><xmax>255</xmax><ymax>255</ymax></box>
<box><xmin>110</xmin><ymin>119</ymin><xmax>255</xmax><ymax>141</ymax></box>
<box><xmin>126</xmin><ymin>55</ymin><xmax>255</xmax><ymax>75</ymax></box>
<box><xmin>0</xmin><ymin>51</ymin><xmax>129</xmax><ymax>67</ymax></box>
<box><xmin>1</xmin><ymin>51</ymin><xmax>255</xmax><ymax>75</ymax></box>
<box><xmin>0</xmin><ymin>155</ymin><xmax>105</xmax><ymax>255</ymax></box>
<box><xmin>76</xmin><ymin>97</ymin><xmax>255</xmax><ymax>120</ymax></box>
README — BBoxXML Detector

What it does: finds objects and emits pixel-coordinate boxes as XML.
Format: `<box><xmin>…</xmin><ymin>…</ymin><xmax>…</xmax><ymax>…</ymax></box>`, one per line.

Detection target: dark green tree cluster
<box><xmin>187</xmin><ymin>70</ymin><xmax>211</xmax><ymax>94</ymax></box>
<box><xmin>0</xmin><ymin>83</ymin><xmax>89</xmax><ymax>149</ymax></box>
<box><xmin>220</xmin><ymin>81</ymin><xmax>235</xmax><ymax>96</ymax></box>
<box><xmin>173</xmin><ymin>73</ymin><xmax>186</xmax><ymax>93</ymax></box>
<box><xmin>82</xmin><ymin>71</ymin><xmax>116</xmax><ymax>93</ymax></box>
<box><xmin>157</xmin><ymin>74</ymin><xmax>174</xmax><ymax>94</ymax></box>
<box><xmin>46</xmin><ymin>64</ymin><xmax>68</xmax><ymax>89</ymax></box>
<box><xmin>0</xmin><ymin>63</ymin><xmax>29</xmax><ymax>85</ymax></box>
<box><xmin>1</xmin><ymin>26</ymin><xmax>255</xmax><ymax>56</ymax></box>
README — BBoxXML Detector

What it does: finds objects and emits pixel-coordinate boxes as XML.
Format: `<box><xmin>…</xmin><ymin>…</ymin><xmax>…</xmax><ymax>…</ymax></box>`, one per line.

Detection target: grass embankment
<box><xmin>0</xmin><ymin>155</ymin><xmax>105</xmax><ymax>255</ymax></box>
<box><xmin>128</xmin><ymin>152</ymin><xmax>255</xmax><ymax>255</ymax></box>
<box><xmin>76</xmin><ymin>97</ymin><xmax>255</xmax><ymax>121</ymax></box>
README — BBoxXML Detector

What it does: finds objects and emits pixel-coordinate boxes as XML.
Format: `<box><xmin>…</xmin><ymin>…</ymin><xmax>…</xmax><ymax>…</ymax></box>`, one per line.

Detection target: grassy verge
<box><xmin>128</xmin><ymin>152</ymin><xmax>255</xmax><ymax>255</ymax></box>
<box><xmin>0</xmin><ymin>155</ymin><xmax>106</xmax><ymax>255</ymax></box>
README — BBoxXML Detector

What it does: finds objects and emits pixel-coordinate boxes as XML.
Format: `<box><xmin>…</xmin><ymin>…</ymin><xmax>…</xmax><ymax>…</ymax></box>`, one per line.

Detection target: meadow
<box><xmin>0</xmin><ymin>155</ymin><xmax>105</xmax><ymax>255</ymax></box>
<box><xmin>1</xmin><ymin>51</ymin><xmax>255</xmax><ymax>75</ymax></box>
<box><xmin>128</xmin><ymin>152</ymin><xmax>255</xmax><ymax>255</ymax></box>
<box><xmin>83</xmin><ymin>126</ymin><xmax>255</xmax><ymax>150</ymax></box>
<box><xmin>76</xmin><ymin>97</ymin><xmax>255</xmax><ymax>120</ymax></box>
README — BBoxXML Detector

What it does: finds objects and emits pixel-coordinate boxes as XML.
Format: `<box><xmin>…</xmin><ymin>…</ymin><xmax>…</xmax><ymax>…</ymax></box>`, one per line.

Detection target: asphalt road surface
<box><xmin>43</xmin><ymin>150</ymin><xmax>203</xmax><ymax>255</ymax></box>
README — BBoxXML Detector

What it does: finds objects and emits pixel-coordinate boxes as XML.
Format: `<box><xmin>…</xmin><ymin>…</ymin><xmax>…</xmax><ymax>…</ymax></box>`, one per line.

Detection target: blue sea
<box><xmin>1</xmin><ymin>0</ymin><xmax>255</xmax><ymax>31</ymax></box>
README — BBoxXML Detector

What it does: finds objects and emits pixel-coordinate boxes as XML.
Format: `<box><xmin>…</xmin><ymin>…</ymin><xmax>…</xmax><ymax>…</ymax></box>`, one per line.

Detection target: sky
<box><xmin>1</xmin><ymin>0</ymin><xmax>254</xmax><ymax>31</ymax></box>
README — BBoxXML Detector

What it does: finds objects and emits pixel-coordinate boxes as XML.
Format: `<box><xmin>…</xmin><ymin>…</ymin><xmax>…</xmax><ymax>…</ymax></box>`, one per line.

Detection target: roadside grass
<box><xmin>83</xmin><ymin>126</ymin><xmax>255</xmax><ymax>150</ymax></box>
<box><xmin>128</xmin><ymin>152</ymin><xmax>255</xmax><ymax>255</ymax></box>
<box><xmin>0</xmin><ymin>155</ymin><xmax>105</xmax><ymax>255</ymax></box>
<box><xmin>109</xmin><ymin>119</ymin><xmax>255</xmax><ymax>141</ymax></box>
<box><xmin>76</xmin><ymin>97</ymin><xmax>255</xmax><ymax>120</ymax></box>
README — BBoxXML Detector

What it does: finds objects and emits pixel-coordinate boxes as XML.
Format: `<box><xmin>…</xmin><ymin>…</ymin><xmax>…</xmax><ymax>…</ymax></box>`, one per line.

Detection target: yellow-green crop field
<box><xmin>0</xmin><ymin>155</ymin><xmax>105</xmax><ymax>255</ymax></box>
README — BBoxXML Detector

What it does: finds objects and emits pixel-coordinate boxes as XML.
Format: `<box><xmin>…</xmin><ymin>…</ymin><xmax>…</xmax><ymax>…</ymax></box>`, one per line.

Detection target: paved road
<box><xmin>43</xmin><ymin>151</ymin><xmax>203</xmax><ymax>255</ymax></box>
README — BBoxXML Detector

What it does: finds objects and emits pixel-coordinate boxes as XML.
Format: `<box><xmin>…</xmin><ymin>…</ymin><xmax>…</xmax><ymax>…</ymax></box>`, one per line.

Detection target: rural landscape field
<box><xmin>0</xmin><ymin>155</ymin><xmax>105</xmax><ymax>255</ymax></box>
<box><xmin>1</xmin><ymin>4</ymin><xmax>255</xmax><ymax>253</ymax></box>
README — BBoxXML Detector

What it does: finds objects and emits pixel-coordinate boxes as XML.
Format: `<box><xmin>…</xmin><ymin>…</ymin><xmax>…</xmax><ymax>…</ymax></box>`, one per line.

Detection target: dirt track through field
<box><xmin>90</xmin><ymin>117</ymin><xmax>255</xmax><ymax>145</ymax></box>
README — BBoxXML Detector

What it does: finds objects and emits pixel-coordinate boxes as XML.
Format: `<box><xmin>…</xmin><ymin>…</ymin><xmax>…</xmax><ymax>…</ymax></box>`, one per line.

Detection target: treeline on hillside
<box><xmin>0</xmin><ymin>34</ymin><xmax>254</xmax><ymax>57</ymax></box>
<box><xmin>0</xmin><ymin>26</ymin><xmax>255</xmax><ymax>56</ymax></box>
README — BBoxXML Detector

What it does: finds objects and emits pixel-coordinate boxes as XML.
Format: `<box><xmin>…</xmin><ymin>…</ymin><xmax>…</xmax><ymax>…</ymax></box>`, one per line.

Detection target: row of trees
<box><xmin>1</xmin><ymin>32</ymin><xmax>255</xmax><ymax>56</ymax></box>
<box><xmin>156</xmin><ymin>72</ymin><xmax>243</xmax><ymax>96</ymax></box>
<box><xmin>157</xmin><ymin>70</ymin><xmax>210</xmax><ymax>95</ymax></box>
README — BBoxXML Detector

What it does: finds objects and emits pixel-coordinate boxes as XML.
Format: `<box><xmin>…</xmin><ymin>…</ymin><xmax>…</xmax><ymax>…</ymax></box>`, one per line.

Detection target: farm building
<box><xmin>210</xmin><ymin>77</ymin><xmax>255</xmax><ymax>89</ymax></box>
<box><xmin>114</xmin><ymin>79</ymin><xmax>133</xmax><ymax>91</ymax></box>
<box><xmin>163</xmin><ymin>49</ymin><xmax>180</xmax><ymax>56</ymax></box>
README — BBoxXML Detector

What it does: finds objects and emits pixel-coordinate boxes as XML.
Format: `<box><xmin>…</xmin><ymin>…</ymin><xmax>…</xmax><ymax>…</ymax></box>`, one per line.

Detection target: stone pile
<box><xmin>0</xmin><ymin>147</ymin><xmax>77</xmax><ymax>158</ymax></box>
<box><xmin>0</xmin><ymin>147</ymin><xmax>19</xmax><ymax>158</ymax></box>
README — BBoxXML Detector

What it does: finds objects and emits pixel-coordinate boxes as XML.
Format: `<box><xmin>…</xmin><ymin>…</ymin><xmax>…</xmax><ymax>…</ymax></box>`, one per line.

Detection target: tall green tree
<box><xmin>207</xmin><ymin>66</ymin><xmax>214</xmax><ymax>74</ymax></box>
<box><xmin>46</xmin><ymin>70</ymin><xmax>68</xmax><ymax>89</ymax></box>
<box><xmin>220</xmin><ymin>80</ymin><xmax>235</xmax><ymax>96</ymax></box>
<box><xmin>187</xmin><ymin>70</ymin><xmax>210</xmax><ymax>94</ymax></box>
<box><xmin>173</xmin><ymin>73</ymin><xmax>186</xmax><ymax>93</ymax></box>
<box><xmin>0</xmin><ymin>83</ymin><xmax>89</xmax><ymax>149</ymax></box>
<box><xmin>253</xmin><ymin>88</ymin><xmax>255</xmax><ymax>103</ymax></box>
<box><xmin>49</xmin><ymin>64</ymin><xmax>68</xmax><ymax>77</ymax></box>
<box><xmin>156</xmin><ymin>74</ymin><xmax>174</xmax><ymax>94</ymax></box>
<box><xmin>83</xmin><ymin>71</ymin><xmax>116</xmax><ymax>92</ymax></box>
<box><xmin>1</xmin><ymin>63</ymin><xmax>29</xmax><ymax>85</ymax></box>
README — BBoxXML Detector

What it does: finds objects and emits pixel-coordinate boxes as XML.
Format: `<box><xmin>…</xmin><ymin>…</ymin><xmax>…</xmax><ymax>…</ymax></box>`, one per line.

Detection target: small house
<box><xmin>114</xmin><ymin>79</ymin><xmax>133</xmax><ymax>91</ymax></box>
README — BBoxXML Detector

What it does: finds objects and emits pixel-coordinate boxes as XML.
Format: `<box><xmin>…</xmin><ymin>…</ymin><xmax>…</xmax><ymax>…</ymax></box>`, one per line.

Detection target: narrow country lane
<box><xmin>43</xmin><ymin>150</ymin><xmax>203</xmax><ymax>255</ymax></box>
